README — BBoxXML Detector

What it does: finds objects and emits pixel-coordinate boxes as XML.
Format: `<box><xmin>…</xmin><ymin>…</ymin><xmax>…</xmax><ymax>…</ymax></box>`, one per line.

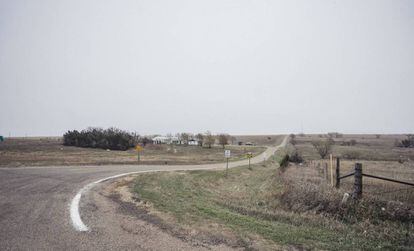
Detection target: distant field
<box><xmin>293</xmin><ymin>134</ymin><xmax>414</xmax><ymax>161</ymax></box>
<box><xmin>233</xmin><ymin>135</ymin><xmax>282</xmax><ymax>146</ymax></box>
<box><xmin>0</xmin><ymin>137</ymin><xmax>266</xmax><ymax>167</ymax></box>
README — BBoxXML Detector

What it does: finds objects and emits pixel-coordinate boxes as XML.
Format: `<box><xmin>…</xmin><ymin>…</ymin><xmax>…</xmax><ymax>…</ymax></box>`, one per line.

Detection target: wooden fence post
<box><xmin>335</xmin><ymin>158</ymin><xmax>340</xmax><ymax>188</ymax></box>
<box><xmin>324</xmin><ymin>162</ymin><xmax>328</xmax><ymax>181</ymax></box>
<box><xmin>353</xmin><ymin>163</ymin><xmax>363</xmax><ymax>199</ymax></box>
<box><xmin>330</xmin><ymin>154</ymin><xmax>334</xmax><ymax>187</ymax></box>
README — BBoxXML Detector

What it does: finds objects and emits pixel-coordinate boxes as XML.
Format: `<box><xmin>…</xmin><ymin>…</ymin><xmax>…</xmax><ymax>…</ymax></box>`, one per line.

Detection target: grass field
<box><xmin>293</xmin><ymin>134</ymin><xmax>414</xmax><ymax>161</ymax></box>
<box><xmin>127</xmin><ymin>134</ymin><xmax>414</xmax><ymax>250</ymax></box>
<box><xmin>0</xmin><ymin>137</ymin><xmax>265</xmax><ymax>167</ymax></box>
<box><xmin>290</xmin><ymin>134</ymin><xmax>414</xmax><ymax>203</ymax></box>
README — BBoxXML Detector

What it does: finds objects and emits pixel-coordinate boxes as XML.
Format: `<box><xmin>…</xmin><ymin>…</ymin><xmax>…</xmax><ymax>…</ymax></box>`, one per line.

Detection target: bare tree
<box><xmin>311</xmin><ymin>140</ymin><xmax>333</xmax><ymax>159</ymax></box>
<box><xmin>218</xmin><ymin>134</ymin><xmax>230</xmax><ymax>149</ymax></box>
<box><xmin>180</xmin><ymin>133</ymin><xmax>190</xmax><ymax>145</ymax></box>
<box><xmin>195</xmin><ymin>133</ymin><xmax>204</xmax><ymax>147</ymax></box>
<box><xmin>204</xmin><ymin>131</ymin><xmax>215</xmax><ymax>148</ymax></box>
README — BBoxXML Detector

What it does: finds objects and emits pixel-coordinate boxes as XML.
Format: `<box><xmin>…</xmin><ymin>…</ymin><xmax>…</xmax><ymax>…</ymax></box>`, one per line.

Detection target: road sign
<box><xmin>135</xmin><ymin>145</ymin><xmax>143</xmax><ymax>152</ymax></box>
<box><xmin>247</xmin><ymin>152</ymin><xmax>253</xmax><ymax>170</ymax></box>
<box><xmin>224</xmin><ymin>150</ymin><xmax>231</xmax><ymax>158</ymax></box>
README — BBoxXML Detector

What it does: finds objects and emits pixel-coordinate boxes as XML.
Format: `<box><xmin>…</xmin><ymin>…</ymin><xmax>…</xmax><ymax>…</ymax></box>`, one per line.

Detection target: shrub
<box><xmin>289</xmin><ymin>134</ymin><xmax>296</xmax><ymax>145</ymax></box>
<box><xmin>341</xmin><ymin>139</ymin><xmax>357</xmax><ymax>146</ymax></box>
<box><xmin>312</xmin><ymin>140</ymin><xmax>333</xmax><ymax>159</ymax></box>
<box><xmin>218</xmin><ymin>134</ymin><xmax>230</xmax><ymax>148</ymax></box>
<box><xmin>397</xmin><ymin>135</ymin><xmax>414</xmax><ymax>148</ymax></box>
<box><xmin>63</xmin><ymin>127</ymin><xmax>135</xmax><ymax>150</ymax></box>
<box><xmin>289</xmin><ymin>151</ymin><xmax>303</xmax><ymax>163</ymax></box>
<box><xmin>401</xmin><ymin>139</ymin><xmax>412</xmax><ymax>148</ymax></box>
<box><xmin>342</xmin><ymin>150</ymin><xmax>361</xmax><ymax>160</ymax></box>
<box><xmin>278</xmin><ymin>154</ymin><xmax>290</xmax><ymax>169</ymax></box>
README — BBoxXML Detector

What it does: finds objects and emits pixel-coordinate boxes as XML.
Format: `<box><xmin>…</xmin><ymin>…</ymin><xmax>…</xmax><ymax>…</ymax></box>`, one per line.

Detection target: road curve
<box><xmin>0</xmin><ymin>136</ymin><xmax>287</xmax><ymax>250</ymax></box>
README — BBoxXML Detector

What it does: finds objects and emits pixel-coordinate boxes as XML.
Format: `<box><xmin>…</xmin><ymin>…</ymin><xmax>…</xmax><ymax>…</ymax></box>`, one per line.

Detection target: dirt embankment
<box><xmin>97</xmin><ymin>177</ymin><xmax>245</xmax><ymax>251</ymax></box>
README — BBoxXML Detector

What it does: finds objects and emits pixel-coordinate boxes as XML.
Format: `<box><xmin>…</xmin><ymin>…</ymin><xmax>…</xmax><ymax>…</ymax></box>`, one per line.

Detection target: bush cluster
<box><xmin>289</xmin><ymin>151</ymin><xmax>303</xmax><ymax>163</ymax></box>
<box><xmin>397</xmin><ymin>135</ymin><xmax>414</xmax><ymax>148</ymax></box>
<box><xmin>63</xmin><ymin>127</ymin><xmax>136</xmax><ymax>150</ymax></box>
<box><xmin>342</xmin><ymin>150</ymin><xmax>361</xmax><ymax>160</ymax></box>
<box><xmin>340</xmin><ymin>139</ymin><xmax>357</xmax><ymax>146</ymax></box>
<box><xmin>278</xmin><ymin>154</ymin><xmax>290</xmax><ymax>169</ymax></box>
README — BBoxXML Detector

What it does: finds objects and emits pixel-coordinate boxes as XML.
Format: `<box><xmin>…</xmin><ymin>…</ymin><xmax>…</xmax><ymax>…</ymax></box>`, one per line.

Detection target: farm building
<box><xmin>188</xmin><ymin>139</ymin><xmax>198</xmax><ymax>145</ymax></box>
<box><xmin>152</xmin><ymin>136</ymin><xmax>169</xmax><ymax>144</ymax></box>
<box><xmin>152</xmin><ymin>136</ymin><xmax>181</xmax><ymax>144</ymax></box>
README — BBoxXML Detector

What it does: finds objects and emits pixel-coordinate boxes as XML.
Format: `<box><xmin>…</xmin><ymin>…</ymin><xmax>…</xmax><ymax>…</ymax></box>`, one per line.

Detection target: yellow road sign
<box><xmin>246</xmin><ymin>152</ymin><xmax>253</xmax><ymax>158</ymax></box>
<box><xmin>135</xmin><ymin>145</ymin><xmax>143</xmax><ymax>152</ymax></box>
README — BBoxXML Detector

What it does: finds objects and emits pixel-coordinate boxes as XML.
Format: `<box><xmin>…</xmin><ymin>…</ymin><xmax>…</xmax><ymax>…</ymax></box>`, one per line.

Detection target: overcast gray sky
<box><xmin>1</xmin><ymin>0</ymin><xmax>413</xmax><ymax>136</ymax></box>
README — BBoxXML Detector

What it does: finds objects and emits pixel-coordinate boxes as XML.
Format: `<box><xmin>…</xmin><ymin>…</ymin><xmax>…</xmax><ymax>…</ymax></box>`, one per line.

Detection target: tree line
<box><xmin>63</xmin><ymin>127</ymin><xmax>136</xmax><ymax>150</ymax></box>
<box><xmin>170</xmin><ymin>131</ymin><xmax>233</xmax><ymax>148</ymax></box>
<box><xmin>63</xmin><ymin>127</ymin><xmax>234</xmax><ymax>150</ymax></box>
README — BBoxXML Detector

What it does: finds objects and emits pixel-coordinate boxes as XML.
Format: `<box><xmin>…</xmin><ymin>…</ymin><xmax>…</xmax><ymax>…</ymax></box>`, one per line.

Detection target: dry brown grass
<box><xmin>295</xmin><ymin>134</ymin><xmax>414</xmax><ymax>161</ymax></box>
<box><xmin>0</xmin><ymin>137</ymin><xmax>265</xmax><ymax>167</ymax></box>
<box><xmin>271</xmin><ymin>134</ymin><xmax>414</xmax><ymax>248</ymax></box>
<box><xmin>233</xmin><ymin>135</ymin><xmax>282</xmax><ymax>146</ymax></box>
<box><xmin>278</xmin><ymin>164</ymin><xmax>414</xmax><ymax>223</ymax></box>
<box><xmin>130</xmin><ymin>152</ymin><xmax>414</xmax><ymax>249</ymax></box>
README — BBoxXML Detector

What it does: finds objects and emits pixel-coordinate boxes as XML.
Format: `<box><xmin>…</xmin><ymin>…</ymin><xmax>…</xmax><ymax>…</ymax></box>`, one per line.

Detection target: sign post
<box><xmin>247</xmin><ymin>152</ymin><xmax>253</xmax><ymax>170</ymax></box>
<box><xmin>224</xmin><ymin>150</ymin><xmax>231</xmax><ymax>177</ymax></box>
<box><xmin>135</xmin><ymin>145</ymin><xmax>143</xmax><ymax>164</ymax></box>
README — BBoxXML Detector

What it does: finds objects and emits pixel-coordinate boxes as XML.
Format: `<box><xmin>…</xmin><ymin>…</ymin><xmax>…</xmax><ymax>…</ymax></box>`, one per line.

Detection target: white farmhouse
<box><xmin>152</xmin><ymin>136</ymin><xmax>170</xmax><ymax>144</ymax></box>
<box><xmin>152</xmin><ymin>135</ymin><xmax>181</xmax><ymax>144</ymax></box>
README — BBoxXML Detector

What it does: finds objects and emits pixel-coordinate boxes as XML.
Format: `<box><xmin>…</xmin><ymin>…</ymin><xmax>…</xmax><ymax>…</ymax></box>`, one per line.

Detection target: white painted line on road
<box><xmin>70</xmin><ymin>170</ymin><xmax>163</xmax><ymax>232</ymax></box>
<box><xmin>70</xmin><ymin>190</ymin><xmax>89</xmax><ymax>231</ymax></box>
<box><xmin>70</xmin><ymin>168</ymin><xmax>222</xmax><ymax>232</ymax></box>
<box><xmin>70</xmin><ymin>136</ymin><xmax>288</xmax><ymax>232</ymax></box>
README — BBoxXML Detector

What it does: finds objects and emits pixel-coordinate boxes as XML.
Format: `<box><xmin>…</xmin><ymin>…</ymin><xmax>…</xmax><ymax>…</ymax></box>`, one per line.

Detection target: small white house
<box><xmin>152</xmin><ymin>136</ymin><xmax>182</xmax><ymax>144</ymax></box>
<box><xmin>188</xmin><ymin>139</ymin><xmax>199</xmax><ymax>146</ymax></box>
<box><xmin>170</xmin><ymin>136</ymin><xmax>180</xmax><ymax>144</ymax></box>
<box><xmin>152</xmin><ymin>136</ymin><xmax>170</xmax><ymax>144</ymax></box>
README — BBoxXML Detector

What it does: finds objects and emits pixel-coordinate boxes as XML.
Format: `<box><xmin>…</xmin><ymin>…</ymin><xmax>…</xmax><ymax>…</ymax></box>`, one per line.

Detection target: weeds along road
<box><xmin>0</xmin><ymin>136</ymin><xmax>288</xmax><ymax>250</ymax></box>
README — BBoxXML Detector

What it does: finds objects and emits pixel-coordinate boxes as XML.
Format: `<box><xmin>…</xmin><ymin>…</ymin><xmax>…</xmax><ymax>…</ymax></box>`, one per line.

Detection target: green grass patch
<box><xmin>132</xmin><ymin>156</ymin><xmax>412</xmax><ymax>250</ymax></box>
